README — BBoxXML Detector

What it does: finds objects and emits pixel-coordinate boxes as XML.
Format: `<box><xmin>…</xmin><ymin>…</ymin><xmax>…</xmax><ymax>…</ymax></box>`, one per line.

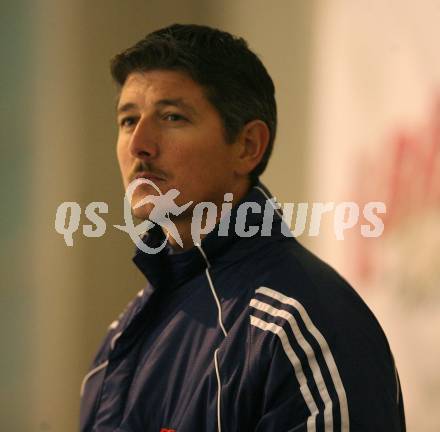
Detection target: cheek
<box><xmin>177</xmin><ymin>153</ymin><xmax>215</xmax><ymax>182</ymax></box>
<box><xmin>197</xmin><ymin>145</ymin><xmax>233</xmax><ymax>176</ymax></box>
<box><xmin>116</xmin><ymin>140</ymin><xmax>131</xmax><ymax>173</ymax></box>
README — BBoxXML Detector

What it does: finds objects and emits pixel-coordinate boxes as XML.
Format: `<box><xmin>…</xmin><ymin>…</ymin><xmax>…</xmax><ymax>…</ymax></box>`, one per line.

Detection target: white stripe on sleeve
<box><xmin>250</xmin><ymin>315</ymin><xmax>319</xmax><ymax>432</ymax></box>
<box><xmin>255</xmin><ymin>286</ymin><xmax>349</xmax><ymax>432</ymax></box>
<box><xmin>250</xmin><ymin>299</ymin><xmax>334</xmax><ymax>431</ymax></box>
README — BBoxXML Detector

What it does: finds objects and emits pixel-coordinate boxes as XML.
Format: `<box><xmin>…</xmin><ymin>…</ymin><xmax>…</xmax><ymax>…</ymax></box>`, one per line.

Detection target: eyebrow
<box><xmin>116</xmin><ymin>102</ymin><xmax>137</xmax><ymax>115</ymax></box>
<box><xmin>116</xmin><ymin>98</ymin><xmax>197</xmax><ymax>116</ymax></box>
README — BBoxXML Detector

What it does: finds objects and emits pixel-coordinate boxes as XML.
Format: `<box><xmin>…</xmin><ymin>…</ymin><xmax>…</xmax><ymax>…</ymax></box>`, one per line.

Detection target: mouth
<box><xmin>132</xmin><ymin>171</ymin><xmax>165</xmax><ymax>183</ymax></box>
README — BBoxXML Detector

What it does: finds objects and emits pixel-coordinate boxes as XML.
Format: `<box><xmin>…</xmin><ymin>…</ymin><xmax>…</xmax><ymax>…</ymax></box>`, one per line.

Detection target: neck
<box><xmin>165</xmin><ymin>179</ymin><xmax>252</xmax><ymax>252</ymax></box>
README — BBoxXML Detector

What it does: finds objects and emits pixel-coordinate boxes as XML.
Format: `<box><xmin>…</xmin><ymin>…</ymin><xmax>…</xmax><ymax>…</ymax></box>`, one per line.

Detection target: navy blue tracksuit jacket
<box><xmin>80</xmin><ymin>184</ymin><xmax>406</xmax><ymax>431</ymax></box>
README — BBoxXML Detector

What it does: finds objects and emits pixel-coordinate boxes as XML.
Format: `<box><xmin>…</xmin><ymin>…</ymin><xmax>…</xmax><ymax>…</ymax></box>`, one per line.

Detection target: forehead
<box><xmin>118</xmin><ymin>70</ymin><xmax>209</xmax><ymax>109</ymax></box>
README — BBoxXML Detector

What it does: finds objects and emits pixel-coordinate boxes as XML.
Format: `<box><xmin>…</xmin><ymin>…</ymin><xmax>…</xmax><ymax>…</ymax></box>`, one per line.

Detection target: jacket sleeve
<box><xmin>251</xmin><ymin>312</ymin><xmax>348</xmax><ymax>432</ymax></box>
<box><xmin>250</xmin><ymin>289</ymin><xmax>405</xmax><ymax>432</ymax></box>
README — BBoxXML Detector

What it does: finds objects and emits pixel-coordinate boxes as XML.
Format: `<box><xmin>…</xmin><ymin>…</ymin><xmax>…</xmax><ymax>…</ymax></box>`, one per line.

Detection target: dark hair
<box><xmin>110</xmin><ymin>23</ymin><xmax>277</xmax><ymax>182</ymax></box>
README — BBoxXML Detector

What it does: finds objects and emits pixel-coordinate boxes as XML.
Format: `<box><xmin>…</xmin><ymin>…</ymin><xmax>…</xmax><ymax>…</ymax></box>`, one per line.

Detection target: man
<box><xmin>80</xmin><ymin>24</ymin><xmax>406</xmax><ymax>431</ymax></box>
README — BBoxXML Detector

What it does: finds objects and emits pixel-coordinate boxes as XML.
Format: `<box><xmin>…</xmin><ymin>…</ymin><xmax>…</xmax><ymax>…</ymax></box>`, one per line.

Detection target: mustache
<box><xmin>129</xmin><ymin>162</ymin><xmax>167</xmax><ymax>182</ymax></box>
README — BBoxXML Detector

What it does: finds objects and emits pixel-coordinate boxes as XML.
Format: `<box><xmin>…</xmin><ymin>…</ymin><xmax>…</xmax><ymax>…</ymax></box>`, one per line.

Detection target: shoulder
<box><xmin>245</xmin><ymin>237</ymin><xmax>384</xmax><ymax>341</ymax></box>
<box><xmin>243</xmin><ymin>240</ymin><xmax>402</xmax><ymax>428</ymax></box>
<box><xmin>242</xmin><ymin>236</ymin><xmax>397</xmax><ymax>394</ymax></box>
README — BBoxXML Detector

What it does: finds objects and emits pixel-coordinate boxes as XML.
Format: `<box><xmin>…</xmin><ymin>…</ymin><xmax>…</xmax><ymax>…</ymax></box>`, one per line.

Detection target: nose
<box><xmin>129</xmin><ymin>115</ymin><xmax>159</xmax><ymax>160</ymax></box>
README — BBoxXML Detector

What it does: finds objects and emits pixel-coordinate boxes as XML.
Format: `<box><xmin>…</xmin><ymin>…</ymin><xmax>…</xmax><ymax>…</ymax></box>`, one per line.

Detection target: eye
<box><xmin>163</xmin><ymin>113</ymin><xmax>187</xmax><ymax>122</ymax></box>
<box><xmin>119</xmin><ymin>116</ymin><xmax>138</xmax><ymax>129</ymax></box>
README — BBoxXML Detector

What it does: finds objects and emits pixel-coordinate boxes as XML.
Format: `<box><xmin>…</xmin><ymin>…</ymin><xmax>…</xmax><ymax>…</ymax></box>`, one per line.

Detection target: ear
<box><xmin>235</xmin><ymin>120</ymin><xmax>270</xmax><ymax>176</ymax></box>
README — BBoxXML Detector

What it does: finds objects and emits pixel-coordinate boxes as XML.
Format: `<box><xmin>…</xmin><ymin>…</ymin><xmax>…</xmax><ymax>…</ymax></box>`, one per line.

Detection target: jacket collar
<box><xmin>132</xmin><ymin>182</ymin><xmax>285</xmax><ymax>291</ymax></box>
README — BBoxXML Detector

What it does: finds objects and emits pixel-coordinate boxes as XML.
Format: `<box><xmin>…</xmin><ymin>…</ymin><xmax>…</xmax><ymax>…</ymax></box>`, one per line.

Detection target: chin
<box><xmin>132</xmin><ymin>208</ymin><xmax>154</xmax><ymax>222</ymax></box>
<box><xmin>131</xmin><ymin>198</ymin><xmax>154</xmax><ymax>221</ymax></box>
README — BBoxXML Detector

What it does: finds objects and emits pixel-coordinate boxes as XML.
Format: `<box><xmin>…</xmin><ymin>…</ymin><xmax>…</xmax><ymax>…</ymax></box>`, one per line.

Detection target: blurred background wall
<box><xmin>308</xmin><ymin>2</ymin><xmax>440</xmax><ymax>430</ymax></box>
<box><xmin>1</xmin><ymin>0</ymin><xmax>438</xmax><ymax>431</ymax></box>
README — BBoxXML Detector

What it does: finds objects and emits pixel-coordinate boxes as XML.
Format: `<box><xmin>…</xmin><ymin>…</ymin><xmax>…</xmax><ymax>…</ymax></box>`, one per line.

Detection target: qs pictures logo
<box><xmin>55</xmin><ymin>179</ymin><xmax>387</xmax><ymax>252</ymax></box>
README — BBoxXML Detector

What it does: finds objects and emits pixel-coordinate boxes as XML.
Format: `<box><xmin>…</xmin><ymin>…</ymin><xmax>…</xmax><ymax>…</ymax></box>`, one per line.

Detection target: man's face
<box><xmin>116</xmin><ymin>70</ymin><xmax>247</xmax><ymax>222</ymax></box>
